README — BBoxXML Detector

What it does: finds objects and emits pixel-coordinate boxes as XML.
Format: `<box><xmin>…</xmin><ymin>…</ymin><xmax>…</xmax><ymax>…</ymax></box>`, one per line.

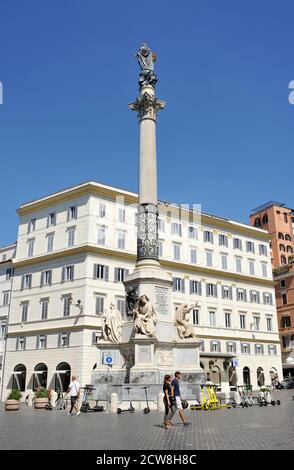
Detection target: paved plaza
<box><xmin>0</xmin><ymin>390</ymin><xmax>293</xmax><ymax>450</ymax></box>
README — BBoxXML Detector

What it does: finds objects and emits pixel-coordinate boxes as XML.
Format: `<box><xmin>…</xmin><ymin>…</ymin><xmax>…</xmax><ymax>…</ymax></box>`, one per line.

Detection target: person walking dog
<box><xmin>67</xmin><ymin>375</ymin><xmax>81</xmax><ymax>416</ymax></box>
<box><xmin>171</xmin><ymin>371</ymin><xmax>191</xmax><ymax>427</ymax></box>
<box><xmin>163</xmin><ymin>374</ymin><xmax>176</xmax><ymax>429</ymax></box>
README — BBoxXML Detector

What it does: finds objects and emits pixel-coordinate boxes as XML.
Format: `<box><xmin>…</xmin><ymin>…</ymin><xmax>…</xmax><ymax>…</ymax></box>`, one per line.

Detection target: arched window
<box><xmin>33</xmin><ymin>363</ymin><xmax>48</xmax><ymax>390</ymax></box>
<box><xmin>254</xmin><ymin>218</ymin><xmax>261</xmax><ymax>227</ymax></box>
<box><xmin>281</xmin><ymin>255</ymin><xmax>287</xmax><ymax>264</ymax></box>
<box><xmin>285</xmin><ymin>234</ymin><xmax>291</xmax><ymax>241</ymax></box>
<box><xmin>12</xmin><ymin>364</ymin><xmax>26</xmax><ymax>391</ymax></box>
<box><xmin>279</xmin><ymin>244</ymin><xmax>285</xmax><ymax>252</ymax></box>
<box><xmin>229</xmin><ymin>366</ymin><xmax>237</xmax><ymax>387</ymax></box>
<box><xmin>287</xmin><ymin>246</ymin><xmax>293</xmax><ymax>253</ymax></box>
<box><xmin>211</xmin><ymin>365</ymin><xmax>221</xmax><ymax>385</ymax></box>
<box><xmin>55</xmin><ymin>362</ymin><xmax>71</xmax><ymax>392</ymax></box>
<box><xmin>243</xmin><ymin>367</ymin><xmax>251</xmax><ymax>386</ymax></box>
<box><xmin>278</xmin><ymin>233</ymin><xmax>284</xmax><ymax>240</ymax></box>
<box><xmin>257</xmin><ymin>367</ymin><xmax>265</xmax><ymax>387</ymax></box>
<box><xmin>262</xmin><ymin>214</ymin><xmax>268</xmax><ymax>224</ymax></box>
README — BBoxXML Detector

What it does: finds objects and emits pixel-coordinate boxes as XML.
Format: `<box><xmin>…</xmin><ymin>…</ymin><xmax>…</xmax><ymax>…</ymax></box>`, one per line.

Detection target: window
<box><xmin>190</xmin><ymin>248</ymin><xmax>197</xmax><ymax>264</ymax></box>
<box><xmin>97</xmin><ymin>226</ymin><xmax>106</xmax><ymax>245</ymax></box>
<box><xmin>255</xmin><ymin>344</ymin><xmax>264</xmax><ymax>355</ymax></box>
<box><xmin>28</xmin><ymin>218</ymin><xmax>36</xmax><ymax>233</ymax></box>
<box><xmin>262</xmin><ymin>214</ymin><xmax>268</xmax><ymax>224</ymax></box>
<box><xmin>67</xmin><ymin>228</ymin><xmax>75</xmax><ymax>247</ymax></box>
<box><xmin>59</xmin><ymin>332</ymin><xmax>70</xmax><ymax>347</ymax></box>
<box><xmin>62</xmin><ymin>265</ymin><xmax>74</xmax><ymax>282</ymax></box>
<box><xmin>93</xmin><ymin>264</ymin><xmax>109</xmax><ymax>280</ymax></box>
<box><xmin>173</xmin><ymin>277</ymin><xmax>185</xmax><ymax>292</ymax></box>
<box><xmin>250</xmin><ymin>290</ymin><xmax>260</xmax><ymax>303</ymax></box>
<box><xmin>199</xmin><ymin>340</ymin><xmax>205</xmax><ymax>352</ymax></box>
<box><xmin>37</xmin><ymin>334</ymin><xmax>47</xmax><ymax>349</ymax></box>
<box><xmin>17</xmin><ymin>336</ymin><xmax>26</xmax><ymax>351</ymax></box>
<box><xmin>173</xmin><ymin>243</ymin><xmax>181</xmax><ymax>261</ymax></box>
<box><xmin>219</xmin><ymin>234</ymin><xmax>228</xmax><ymax>247</ymax></box>
<box><xmin>95</xmin><ymin>295</ymin><xmax>105</xmax><ymax>315</ymax></box>
<box><xmin>210</xmin><ymin>340</ymin><xmax>220</xmax><ymax>352</ymax></box>
<box><xmin>233</xmin><ymin>238</ymin><xmax>242</xmax><ymax>250</ymax></box>
<box><xmin>285</xmin><ymin>234</ymin><xmax>292</xmax><ymax>241</ymax></box>
<box><xmin>237</xmin><ymin>288</ymin><xmax>247</xmax><ymax>302</ymax></box>
<box><xmin>3</xmin><ymin>291</ymin><xmax>10</xmax><ymax>306</ymax></box>
<box><xmin>263</xmin><ymin>292</ymin><xmax>273</xmax><ymax>305</ymax></box>
<box><xmin>99</xmin><ymin>203</ymin><xmax>106</xmax><ymax>218</ymax></box>
<box><xmin>221</xmin><ymin>254</ymin><xmax>228</xmax><ymax>270</ymax></box>
<box><xmin>27</xmin><ymin>239</ymin><xmax>35</xmax><ymax>257</ymax></box>
<box><xmin>209</xmin><ymin>311</ymin><xmax>216</xmax><ymax>327</ymax></box>
<box><xmin>240</xmin><ymin>314</ymin><xmax>246</xmax><ymax>330</ymax></box>
<box><xmin>282</xmin><ymin>316</ymin><xmax>291</xmax><ymax>328</ymax></box>
<box><xmin>266</xmin><ymin>317</ymin><xmax>273</xmax><ymax>332</ymax></box>
<box><xmin>227</xmin><ymin>342</ymin><xmax>236</xmax><ymax>353</ymax></box>
<box><xmin>158</xmin><ymin>219</ymin><xmax>165</xmax><ymax>232</ymax></box>
<box><xmin>117</xmin><ymin>297</ymin><xmax>126</xmax><ymax>316</ymax></box>
<box><xmin>254</xmin><ymin>218</ymin><xmax>261</xmax><ymax>227</ymax></box>
<box><xmin>158</xmin><ymin>240</ymin><xmax>163</xmax><ymax>257</ymax></box>
<box><xmin>279</xmin><ymin>244</ymin><xmax>285</xmax><ymax>252</ymax></box>
<box><xmin>225</xmin><ymin>312</ymin><xmax>231</xmax><ymax>328</ymax></box>
<box><xmin>117</xmin><ymin>230</ymin><xmax>126</xmax><ymax>250</ymax></box>
<box><xmin>259</xmin><ymin>244</ymin><xmax>268</xmax><ymax>256</ymax></box>
<box><xmin>190</xmin><ymin>280</ymin><xmax>202</xmax><ymax>295</ymax></box>
<box><xmin>246</xmin><ymin>241</ymin><xmax>255</xmax><ymax>253</ymax></box>
<box><xmin>248</xmin><ymin>260</ymin><xmax>255</xmax><ymax>275</ymax></box>
<box><xmin>206</xmin><ymin>283</ymin><xmax>217</xmax><ymax>297</ymax></box>
<box><xmin>222</xmin><ymin>285</ymin><xmax>232</xmax><ymax>299</ymax></box>
<box><xmin>235</xmin><ymin>257</ymin><xmax>242</xmax><ymax>273</ymax></box>
<box><xmin>192</xmin><ymin>309</ymin><xmax>199</xmax><ymax>325</ymax></box>
<box><xmin>67</xmin><ymin>206</ymin><xmax>77</xmax><ymax>221</ymax></box>
<box><xmin>46</xmin><ymin>233</ymin><xmax>54</xmax><ymax>252</ymax></box>
<box><xmin>40</xmin><ymin>299</ymin><xmax>49</xmax><ymax>320</ymax></box>
<box><xmin>281</xmin><ymin>255</ymin><xmax>287</xmax><ymax>265</ymax></box>
<box><xmin>253</xmin><ymin>316</ymin><xmax>260</xmax><ymax>331</ymax></box>
<box><xmin>282</xmin><ymin>293</ymin><xmax>288</xmax><ymax>305</ymax></box>
<box><xmin>278</xmin><ymin>232</ymin><xmax>284</xmax><ymax>240</ymax></box>
<box><xmin>241</xmin><ymin>342</ymin><xmax>250</xmax><ymax>354</ymax></box>
<box><xmin>261</xmin><ymin>262</ymin><xmax>268</xmax><ymax>277</ymax></box>
<box><xmin>206</xmin><ymin>250</ymin><xmax>213</xmax><ymax>267</ymax></box>
<box><xmin>21</xmin><ymin>302</ymin><xmax>29</xmax><ymax>322</ymax></box>
<box><xmin>63</xmin><ymin>296</ymin><xmax>72</xmax><ymax>317</ymax></box>
<box><xmin>114</xmin><ymin>267</ymin><xmax>129</xmax><ymax>283</ymax></box>
<box><xmin>188</xmin><ymin>226</ymin><xmax>198</xmax><ymax>239</ymax></box>
<box><xmin>280</xmin><ymin>279</ymin><xmax>286</xmax><ymax>288</ymax></box>
<box><xmin>284</xmin><ymin>213</ymin><xmax>288</xmax><ymax>224</ymax></box>
<box><xmin>171</xmin><ymin>222</ymin><xmax>182</xmax><ymax>236</ymax></box>
<box><xmin>47</xmin><ymin>212</ymin><xmax>56</xmax><ymax>227</ymax></box>
<box><xmin>21</xmin><ymin>274</ymin><xmax>32</xmax><ymax>290</ymax></box>
<box><xmin>118</xmin><ymin>208</ymin><xmax>126</xmax><ymax>223</ymax></box>
<box><xmin>41</xmin><ymin>270</ymin><xmax>52</xmax><ymax>286</ymax></box>
<box><xmin>287</xmin><ymin>246</ymin><xmax>293</xmax><ymax>253</ymax></box>
<box><xmin>0</xmin><ymin>323</ymin><xmax>6</xmax><ymax>338</ymax></box>
<box><xmin>268</xmin><ymin>345</ymin><xmax>277</xmax><ymax>356</ymax></box>
<box><xmin>6</xmin><ymin>268</ymin><xmax>13</xmax><ymax>280</ymax></box>
<box><xmin>204</xmin><ymin>230</ymin><xmax>213</xmax><ymax>243</ymax></box>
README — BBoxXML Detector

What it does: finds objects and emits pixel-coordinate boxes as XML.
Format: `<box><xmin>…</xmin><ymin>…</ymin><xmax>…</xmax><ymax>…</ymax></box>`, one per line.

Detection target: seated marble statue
<box><xmin>175</xmin><ymin>303</ymin><xmax>199</xmax><ymax>340</ymax></box>
<box><xmin>103</xmin><ymin>302</ymin><xmax>123</xmax><ymax>343</ymax></box>
<box><xmin>133</xmin><ymin>295</ymin><xmax>157</xmax><ymax>337</ymax></box>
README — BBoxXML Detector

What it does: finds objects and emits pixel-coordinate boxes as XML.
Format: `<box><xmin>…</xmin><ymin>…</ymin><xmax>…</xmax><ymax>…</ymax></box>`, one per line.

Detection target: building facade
<box><xmin>0</xmin><ymin>244</ymin><xmax>16</xmax><ymax>395</ymax></box>
<box><xmin>1</xmin><ymin>182</ymin><xmax>282</xmax><ymax>400</ymax></box>
<box><xmin>250</xmin><ymin>201</ymin><xmax>294</xmax><ymax>377</ymax></box>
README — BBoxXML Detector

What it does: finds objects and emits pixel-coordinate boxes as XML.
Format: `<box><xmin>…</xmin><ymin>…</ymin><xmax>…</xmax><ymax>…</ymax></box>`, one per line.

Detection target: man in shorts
<box><xmin>171</xmin><ymin>371</ymin><xmax>191</xmax><ymax>426</ymax></box>
<box><xmin>67</xmin><ymin>375</ymin><xmax>81</xmax><ymax>416</ymax></box>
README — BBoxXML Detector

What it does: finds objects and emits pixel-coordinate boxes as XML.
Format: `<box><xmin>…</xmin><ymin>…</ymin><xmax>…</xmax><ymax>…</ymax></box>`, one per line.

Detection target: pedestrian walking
<box><xmin>163</xmin><ymin>374</ymin><xmax>176</xmax><ymax>429</ymax></box>
<box><xmin>67</xmin><ymin>375</ymin><xmax>81</xmax><ymax>416</ymax></box>
<box><xmin>171</xmin><ymin>371</ymin><xmax>191</xmax><ymax>426</ymax></box>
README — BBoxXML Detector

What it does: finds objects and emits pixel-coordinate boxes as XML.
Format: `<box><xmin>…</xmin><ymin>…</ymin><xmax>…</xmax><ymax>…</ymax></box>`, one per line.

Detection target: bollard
<box><xmin>157</xmin><ymin>392</ymin><xmax>164</xmax><ymax>412</ymax></box>
<box><xmin>110</xmin><ymin>392</ymin><xmax>118</xmax><ymax>413</ymax></box>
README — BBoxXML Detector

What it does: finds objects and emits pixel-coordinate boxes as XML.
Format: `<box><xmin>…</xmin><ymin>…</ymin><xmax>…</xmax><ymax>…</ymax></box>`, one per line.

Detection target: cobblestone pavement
<box><xmin>0</xmin><ymin>391</ymin><xmax>293</xmax><ymax>450</ymax></box>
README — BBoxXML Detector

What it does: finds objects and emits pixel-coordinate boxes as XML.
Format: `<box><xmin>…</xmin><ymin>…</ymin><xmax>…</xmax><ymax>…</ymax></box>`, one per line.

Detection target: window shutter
<box><xmin>229</xmin><ymin>287</ymin><xmax>233</xmax><ymax>300</ymax></box>
<box><xmin>125</xmin><ymin>269</ymin><xmax>129</xmax><ymax>278</ymax></box>
<box><xmin>92</xmin><ymin>332</ymin><xmax>97</xmax><ymax>345</ymax></box>
<box><xmin>257</xmin><ymin>292</ymin><xmax>260</xmax><ymax>304</ymax></box>
<box><xmin>40</xmin><ymin>272</ymin><xmax>44</xmax><ymax>287</ymax></box>
<box><xmin>21</xmin><ymin>275</ymin><xmax>24</xmax><ymax>290</ymax></box>
<box><xmin>105</xmin><ymin>266</ymin><xmax>109</xmax><ymax>281</ymax></box>
<box><xmin>189</xmin><ymin>280</ymin><xmax>193</xmax><ymax>294</ymax></box>
<box><xmin>263</xmin><ymin>293</ymin><xmax>266</xmax><ymax>304</ymax></box>
<box><xmin>218</xmin><ymin>234</ymin><xmax>222</xmax><ymax>245</ymax></box>
<box><xmin>114</xmin><ymin>268</ymin><xmax>118</xmax><ymax>282</ymax></box>
<box><xmin>198</xmin><ymin>281</ymin><xmax>202</xmax><ymax>296</ymax></box>
<box><xmin>218</xmin><ymin>341</ymin><xmax>221</xmax><ymax>352</ymax></box>
<box><xmin>61</xmin><ymin>267</ymin><xmax>65</xmax><ymax>282</ymax></box>
<box><xmin>206</xmin><ymin>284</ymin><xmax>209</xmax><ymax>297</ymax></box>
<box><xmin>213</xmin><ymin>284</ymin><xmax>218</xmax><ymax>298</ymax></box>
<box><xmin>71</xmin><ymin>266</ymin><xmax>74</xmax><ymax>280</ymax></box>
<box><xmin>221</xmin><ymin>286</ymin><xmax>225</xmax><ymax>299</ymax></box>
<box><xmin>172</xmin><ymin>278</ymin><xmax>176</xmax><ymax>291</ymax></box>
<box><xmin>181</xmin><ymin>279</ymin><xmax>185</xmax><ymax>293</ymax></box>
<box><xmin>250</xmin><ymin>290</ymin><xmax>253</xmax><ymax>302</ymax></box>
<box><xmin>269</xmin><ymin>293</ymin><xmax>273</xmax><ymax>305</ymax></box>
<box><xmin>210</xmin><ymin>340</ymin><xmax>213</xmax><ymax>351</ymax></box>
<box><xmin>244</xmin><ymin>290</ymin><xmax>247</xmax><ymax>302</ymax></box>
<box><xmin>93</xmin><ymin>264</ymin><xmax>97</xmax><ymax>279</ymax></box>
<box><xmin>58</xmin><ymin>333</ymin><xmax>61</xmax><ymax>347</ymax></box>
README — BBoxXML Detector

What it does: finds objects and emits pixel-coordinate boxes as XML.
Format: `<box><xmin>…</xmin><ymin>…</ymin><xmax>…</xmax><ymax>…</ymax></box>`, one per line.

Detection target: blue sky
<box><xmin>0</xmin><ymin>0</ymin><xmax>293</xmax><ymax>246</ymax></box>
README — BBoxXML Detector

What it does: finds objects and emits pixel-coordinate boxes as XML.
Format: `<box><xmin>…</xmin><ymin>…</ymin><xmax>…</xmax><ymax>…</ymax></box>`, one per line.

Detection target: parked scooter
<box><xmin>141</xmin><ymin>386</ymin><xmax>151</xmax><ymax>414</ymax></box>
<box><xmin>117</xmin><ymin>387</ymin><xmax>135</xmax><ymax>414</ymax></box>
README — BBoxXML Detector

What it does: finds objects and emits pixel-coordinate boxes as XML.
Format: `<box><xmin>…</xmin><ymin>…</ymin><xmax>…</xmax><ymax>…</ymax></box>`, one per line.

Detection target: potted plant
<box><xmin>5</xmin><ymin>389</ymin><xmax>22</xmax><ymax>411</ymax></box>
<box><xmin>34</xmin><ymin>388</ymin><xmax>49</xmax><ymax>409</ymax></box>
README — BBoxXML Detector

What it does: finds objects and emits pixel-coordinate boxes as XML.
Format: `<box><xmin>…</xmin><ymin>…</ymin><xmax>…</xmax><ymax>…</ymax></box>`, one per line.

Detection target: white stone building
<box><xmin>0</xmin><ymin>243</ymin><xmax>16</xmax><ymax>396</ymax></box>
<box><xmin>1</xmin><ymin>181</ymin><xmax>282</xmax><ymax>400</ymax></box>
